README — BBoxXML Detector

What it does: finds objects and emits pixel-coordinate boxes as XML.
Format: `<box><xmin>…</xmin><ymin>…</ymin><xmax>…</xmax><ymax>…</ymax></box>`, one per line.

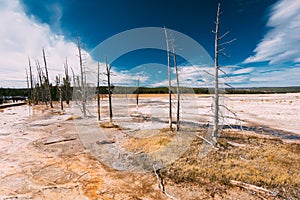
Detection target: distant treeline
<box><xmin>0</xmin><ymin>86</ymin><xmax>67</xmax><ymax>101</ymax></box>
<box><xmin>1</xmin><ymin>86</ymin><xmax>300</xmax><ymax>98</ymax></box>
<box><xmin>224</xmin><ymin>87</ymin><xmax>300</xmax><ymax>94</ymax></box>
<box><xmin>113</xmin><ymin>86</ymin><xmax>300</xmax><ymax>94</ymax></box>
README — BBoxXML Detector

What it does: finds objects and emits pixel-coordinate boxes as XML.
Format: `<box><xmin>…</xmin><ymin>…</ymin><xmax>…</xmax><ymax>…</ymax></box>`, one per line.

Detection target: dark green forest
<box><xmin>1</xmin><ymin>86</ymin><xmax>300</xmax><ymax>99</ymax></box>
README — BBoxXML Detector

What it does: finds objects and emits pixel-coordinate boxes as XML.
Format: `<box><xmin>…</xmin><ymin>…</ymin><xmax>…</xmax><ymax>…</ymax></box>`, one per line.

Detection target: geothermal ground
<box><xmin>0</xmin><ymin>93</ymin><xmax>299</xmax><ymax>199</ymax></box>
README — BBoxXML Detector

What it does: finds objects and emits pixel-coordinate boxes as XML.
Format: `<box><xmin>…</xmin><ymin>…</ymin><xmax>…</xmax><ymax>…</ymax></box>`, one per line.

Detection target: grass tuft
<box><xmin>161</xmin><ymin>130</ymin><xmax>300</xmax><ymax>199</ymax></box>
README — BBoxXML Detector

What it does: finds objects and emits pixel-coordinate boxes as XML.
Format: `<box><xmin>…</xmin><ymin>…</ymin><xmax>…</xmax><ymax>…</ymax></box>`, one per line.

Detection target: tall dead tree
<box><xmin>136</xmin><ymin>77</ymin><xmax>140</xmax><ymax>108</ymax></box>
<box><xmin>25</xmin><ymin>69</ymin><xmax>30</xmax><ymax>104</ymax></box>
<box><xmin>212</xmin><ymin>3</ymin><xmax>235</xmax><ymax>141</ymax></box>
<box><xmin>34</xmin><ymin>78</ymin><xmax>39</xmax><ymax>105</ymax></box>
<box><xmin>71</xmin><ymin>67</ymin><xmax>84</xmax><ymax>113</ymax></box>
<box><xmin>172</xmin><ymin>41</ymin><xmax>180</xmax><ymax>131</ymax></box>
<box><xmin>59</xmin><ymin>75</ymin><xmax>63</xmax><ymax>110</ymax></box>
<box><xmin>28</xmin><ymin>57</ymin><xmax>33</xmax><ymax>105</ymax></box>
<box><xmin>164</xmin><ymin>27</ymin><xmax>172</xmax><ymax>130</ymax></box>
<box><xmin>42</xmin><ymin>73</ymin><xmax>48</xmax><ymax>105</ymax></box>
<box><xmin>105</xmin><ymin>57</ymin><xmax>113</xmax><ymax>124</ymax></box>
<box><xmin>36</xmin><ymin>60</ymin><xmax>45</xmax><ymax>104</ymax></box>
<box><xmin>77</xmin><ymin>37</ymin><xmax>86</xmax><ymax>116</ymax></box>
<box><xmin>56</xmin><ymin>75</ymin><xmax>63</xmax><ymax>111</ymax></box>
<box><xmin>97</xmin><ymin>61</ymin><xmax>101</xmax><ymax>121</ymax></box>
<box><xmin>42</xmin><ymin>48</ymin><xmax>53</xmax><ymax>108</ymax></box>
<box><xmin>64</xmin><ymin>57</ymin><xmax>71</xmax><ymax>105</ymax></box>
<box><xmin>212</xmin><ymin>3</ymin><xmax>221</xmax><ymax>141</ymax></box>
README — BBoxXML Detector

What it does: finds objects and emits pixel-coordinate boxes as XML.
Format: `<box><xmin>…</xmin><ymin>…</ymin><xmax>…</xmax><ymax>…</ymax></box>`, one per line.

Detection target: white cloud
<box><xmin>244</xmin><ymin>0</ymin><xmax>300</xmax><ymax>64</ymax></box>
<box><xmin>249</xmin><ymin>67</ymin><xmax>300</xmax><ymax>86</ymax></box>
<box><xmin>81</xmin><ymin>62</ymin><xmax>150</xmax><ymax>88</ymax></box>
<box><xmin>110</xmin><ymin>69</ymin><xmax>149</xmax><ymax>86</ymax></box>
<box><xmin>0</xmin><ymin>0</ymin><xmax>85</xmax><ymax>88</ymax></box>
<box><xmin>231</xmin><ymin>67</ymin><xmax>253</xmax><ymax>75</ymax></box>
<box><xmin>148</xmin><ymin>65</ymin><xmax>215</xmax><ymax>88</ymax></box>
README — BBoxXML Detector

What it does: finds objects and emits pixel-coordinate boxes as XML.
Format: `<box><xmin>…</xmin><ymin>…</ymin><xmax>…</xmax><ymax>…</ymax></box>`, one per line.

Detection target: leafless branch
<box><xmin>218</xmin><ymin>68</ymin><xmax>230</xmax><ymax>78</ymax></box>
<box><xmin>224</xmin><ymin>83</ymin><xmax>235</xmax><ymax>89</ymax></box>
<box><xmin>219</xmin><ymin>38</ymin><xmax>237</xmax><ymax>46</ymax></box>
<box><xmin>196</xmin><ymin>134</ymin><xmax>218</xmax><ymax>150</ymax></box>
<box><xmin>218</xmin><ymin>31</ymin><xmax>230</xmax><ymax>40</ymax></box>
<box><xmin>153</xmin><ymin>165</ymin><xmax>177</xmax><ymax>200</ymax></box>
<box><xmin>230</xmin><ymin>180</ymin><xmax>278</xmax><ymax>196</ymax></box>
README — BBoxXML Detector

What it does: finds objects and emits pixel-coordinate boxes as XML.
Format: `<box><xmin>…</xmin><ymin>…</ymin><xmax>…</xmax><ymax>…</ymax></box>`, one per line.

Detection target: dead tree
<box><xmin>56</xmin><ymin>75</ymin><xmax>63</xmax><ymax>111</ymax></box>
<box><xmin>71</xmin><ymin>67</ymin><xmax>76</xmax><ymax>87</ymax></box>
<box><xmin>34</xmin><ymin>79</ymin><xmax>39</xmax><ymax>105</ymax></box>
<box><xmin>42</xmin><ymin>48</ymin><xmax>53</xmax><ymax>108</ymax></box>
<box><xmin>212</xmin><ymin>3</ymin><xmax>235</xmax><ymax>141</ymax></box>
<box><xmin>136</xmin><ymin>77</ymin><xmax>140</xmax><ymax>108</ymax></box>
<box><xmin>36</xmin><ymin>60</ymin><xmax>45</xmax><ymax>104</ymax></box>
<box><xmin>164</xmin><ymin>27</ymin><xmax>172</xmax><ymax>130</ymax></box>
<box><xmin>64</xmin><ymin>57</ymin><xmax>71</xmax><ymax>105</ymax></box>
<box><xmin>59</xmin><ymin>77</ymin><xmax>63</xmax><ymax>111</ymax></box>
<box><xmin>77</xmin><ymin>37</ymin><xmax>86</xmax><ymax>116</ymax></box>
<box><xmin>212</xmin><ymin>3</ymin><xmax>221</xmax><ymax>141</ymax></box>
<box><xmin>42</xmin><ymin>73</ymin><xmax>48</xmax><ymax>105</ymax></box>
<box><xmin>71</xmin><ymin>67</ymin><xmax>83</xmax><ymax>112</ymax></box>
<box><xmin>25</xmin><ymin>69</ymin><xmax>30</xmax><ymax>104</ymax></box>
<box><xmin>172</xmin><ymin>41</ymin><xmax>180</xmax><ymax>131</ymax></box>
<box><xmin>28</xmin><ymin>57</ymin><xmax>34</xmax><ymax>105</ymax></box>
<box><xmin>105</xmin><ymin>57</ymin><xmax>113</xmax><ymax>124</ymax></box>
<box><xmin>97</xmin><ymin>61</ymin><xmax>101</xmax><ymax>121</ymax></box>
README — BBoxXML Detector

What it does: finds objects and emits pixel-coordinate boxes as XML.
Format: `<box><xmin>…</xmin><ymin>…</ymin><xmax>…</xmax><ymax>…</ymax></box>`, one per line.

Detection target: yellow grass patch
<box><xmin>122</xmin><ymin>130</ymin><xmax>172</xmax><ymax>153</ymax></box>
<box><xmin>66</xmin><ymin>116</ymin><xmax>82</xmax><ymax>121</ymax></box>
<box><xmin>162</xmin><ymin>130</ymin><xmax>300</xmax><ymax>199</ymax></box>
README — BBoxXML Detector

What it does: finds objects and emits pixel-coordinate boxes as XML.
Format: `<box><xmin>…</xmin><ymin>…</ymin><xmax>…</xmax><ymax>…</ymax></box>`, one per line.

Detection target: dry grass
<box><xmin>122</xmin><ymin>130</ymin><xmax>172</xmax><ymax>153</ymax></box>
<box><xmin>100</xmin><ymin>123</ymin><xmax>119</xmax><ymax>128</ymax></box>
<box><xmin>66</xmin><ymin>116</ymin><xmax>82</xmax><ymax>121</ymax></box>
<box><xmin>162</xmin><ymin>130</ymin><xmax>300</xmax><ymax>199</ymax></box>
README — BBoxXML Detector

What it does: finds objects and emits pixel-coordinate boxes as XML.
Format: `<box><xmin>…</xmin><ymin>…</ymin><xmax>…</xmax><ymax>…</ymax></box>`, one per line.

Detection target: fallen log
<box><xmin>1</xmin><ymin>194</ymin><xmax>32</xmax><ymax>199</ymax></box>
<box><xmin>44</xmin><ymin>137</ymin><xmax>76</xmax><ymax>145</ymax></box>
<box><xmin>227</xmin><ymin>141</ymin><xmax>246</xmax><ymax>147</ymax></box>
<box><xmin>73</xmin><ymin>171</ymin><xmax>89</xmax><ymax>182</ymax></box>
<box><xmin>230</xmin><ymin>180</ymin><xmax>278</xmax><ymax>196</ymax></box>
<box><xmin>42</xmin><ymin>183</ymin><xmax>79</xmax><ymax>190</ymax></box>
<box><xmin>96</xmin><ymin>139</ymin><xmax>116</xmax><ymax>145</ymax></box>
<box><xmin>196</xmin><ymin>134</ymin><xmax>218</xmax><ymax>150</ymax></box>
<box><xmin>0</xmin><ymin>102</ymin><xmax>27</xmax><ymax>109</ymax></box>
<box><xmin>153</xmin><ymin>165</ymin><xmax>177</xmax><ymax>200</ymax></box>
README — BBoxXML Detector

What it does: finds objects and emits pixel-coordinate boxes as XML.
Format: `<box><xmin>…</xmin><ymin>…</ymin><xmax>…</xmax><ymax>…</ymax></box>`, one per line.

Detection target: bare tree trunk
<box><xmin>43</xmin><ymin>74</ymin><xmax>48</xmax><ymax>106</ymax></box>
<box><xmin>213</xmin><ymin>3</ymin><xmax>221</xmax><ymax>141</ymax></box>
<box><xmin>28</xmin><ymin>57</ymin><xmax>33</xmax><ymax>105</ymax></box>
<box><xmin>106</xmin><ymin>57</ymin><xmax>113</xmax><ymax>124</ymax></box>
<box><xmin>71</xmin><ymin>67</ymin><xmax>79</xmax><ymax>107</ymax></box>
<box><xmin>136</xmin><ymin>77</ymin><xmax>140</xmax><ymax>108</ymax></box>
<box><xmin>172</xmin><ymin>42</ymin><xmax>180</xmax><ymax>131</ymax></box>
<box><xmin>164</xmin><ymin>27</ymin><xmax>172</xmax><ymax>130</ymax></box>
<box><xmin>25</xmin><ymin>69</ymin><xmax>30</xmax><ymax>105</ymax></box>
<box><xmin>64</xmin><ymin>57</ymin><xmax>70</xmax><ymax>105</ymax></box>
<box><xmin>35</xmin><ymin>80</ymin><xmax>39</xmax><ymax>105</ymax></box>
<box><xmin>97</xmin><ymin>61</ymin><xmax>101</xmax><ymax>121</ymax></box>
<box><xmin>77</xmin><ymin>37</ymin><xmax>86</xmax><ymax>116</ymax></box>
<box><xmin>59</xmin><ymin>76</ymin><xmax>63</xmax><ymax>111</ymax></box>
<box><xmin>42</xmin><ymin>48</ymin><xmax>53</xmax><ymax>108</ymax></box>
<box><xmin>56</xmin><ymin>75</ymin><xmax>63</xmax><ymax>111</ymax></box>
<box><xmin>36</xmin><ymin>60</ymin><xmax>45</xmax><ymax>104</ymax></box>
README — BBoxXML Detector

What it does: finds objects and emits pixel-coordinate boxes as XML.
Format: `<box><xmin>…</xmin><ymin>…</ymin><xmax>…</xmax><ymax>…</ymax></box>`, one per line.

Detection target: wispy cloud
<box><xmin>231</xmin><ymin>67</ymin><xmax>254</xmax><ymax>75</ymax></box>
<box><xmin>249</xmin><ymin>67</ymin><xmax>300</xmax><ymax>86</ymax></box>
<box><xmin>0</xmin><ymin>0</ymin><xmax>84</xmax><ymax>88</ymax></box>
<box><xmin>46</xmin><ymin>3</ymin><xmax>63</xmax><ymax>33</ymax></box>
<box><xmin>244</xmin><ymin>0</ymin><xmax>300</xmax><ymax>64</ymax></box>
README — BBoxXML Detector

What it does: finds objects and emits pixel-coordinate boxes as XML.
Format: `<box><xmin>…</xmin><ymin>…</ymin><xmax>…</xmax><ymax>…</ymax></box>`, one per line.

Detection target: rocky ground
<box><xmin>0</xmin><ymin>93</ymin><xmax>299</xmax><ymax>199</ymax></box>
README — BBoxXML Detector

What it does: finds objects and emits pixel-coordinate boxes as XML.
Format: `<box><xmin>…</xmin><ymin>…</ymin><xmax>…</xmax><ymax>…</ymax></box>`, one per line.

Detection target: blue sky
<box><xmin>0</xmin><ymin>0</ymin><xmax>299</xmax><ymax>88</ymax></box>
